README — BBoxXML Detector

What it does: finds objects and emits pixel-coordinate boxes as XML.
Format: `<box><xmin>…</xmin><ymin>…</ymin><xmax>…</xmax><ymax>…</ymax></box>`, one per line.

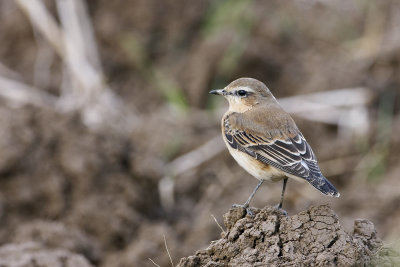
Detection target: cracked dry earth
<box><xmin>178</xmin><ymin>205</ymin><xmax>382</xmax><ymax>266</ymax></box>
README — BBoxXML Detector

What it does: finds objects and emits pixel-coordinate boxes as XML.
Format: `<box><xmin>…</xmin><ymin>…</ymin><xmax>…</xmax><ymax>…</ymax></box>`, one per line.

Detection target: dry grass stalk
<box><xmin>15</xmin><ymin>0</ymin><xmax>135</xmax><ymax>131</ymax></box>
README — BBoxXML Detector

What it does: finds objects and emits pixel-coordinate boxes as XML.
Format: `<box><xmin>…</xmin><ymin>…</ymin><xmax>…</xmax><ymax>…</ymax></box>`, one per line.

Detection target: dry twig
<box><xmin>164</xmin><ymin>234</ymin><xmax>174</xmax><ymax>267</ymax></box>
<box><xmin>0</xmin><ymin>76</ymin><xmax>56</xmax><ymax>108</ymax></box>
<box><xmin>14</xmin><ymin>0</ymin><xmax>135</xmax><ymax>131</ymax></box>
<box><xmin>211</xmin><ymin>214</ymin><xmax>225</xmax><ymax>234</ymax></box>
<box><xmin>148</xmin><ymin>258</ymin><xmax>161</xmax><ymax>267</ymax></box>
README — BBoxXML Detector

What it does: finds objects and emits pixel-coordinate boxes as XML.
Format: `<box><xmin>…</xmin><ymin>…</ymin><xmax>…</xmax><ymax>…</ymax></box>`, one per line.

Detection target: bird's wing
<box><xmin>224</xmin><ymin>111</ymin><xmax>339</xmax><ymax>196</ymax></box>
<box><xmin>225</xmin><ymin>125</ymin><xmax>317</xmax><ymax>179</ymax></box>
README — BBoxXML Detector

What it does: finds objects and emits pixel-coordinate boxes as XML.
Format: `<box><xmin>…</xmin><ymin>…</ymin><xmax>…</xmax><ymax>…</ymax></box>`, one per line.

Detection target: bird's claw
<box><xmin>274</xmin><ymin>203</ymin><xmax>288</xmax><ymax>216</ymax></box>
<box><xmin>232</xmin><ymin>203</ymin><xmax>254</xmax><ymax>217</ymax></box>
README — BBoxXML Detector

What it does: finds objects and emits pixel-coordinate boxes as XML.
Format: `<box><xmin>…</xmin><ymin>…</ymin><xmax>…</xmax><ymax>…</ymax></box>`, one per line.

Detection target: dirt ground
<box><xmin>0</xmin><ymin>0</ymin><xmax>399</xmax><ymax>266</ymax></box>
<box><xmin>178</xmin><ymin>205</ymin><xmax>385</xmax><ymax>266</ymax></box>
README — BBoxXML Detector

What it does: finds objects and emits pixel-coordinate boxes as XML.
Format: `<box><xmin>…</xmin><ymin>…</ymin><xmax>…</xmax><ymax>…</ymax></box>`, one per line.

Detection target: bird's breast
<box><xmin>223</xmin><ymin>138</ymin><xmax>285</xmax><ymax>182</ymax></box>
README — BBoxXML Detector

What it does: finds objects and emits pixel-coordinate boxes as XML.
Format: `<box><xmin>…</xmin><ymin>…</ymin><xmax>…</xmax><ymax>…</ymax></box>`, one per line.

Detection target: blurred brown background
<box><xmin>0</xmin><ymin>0</ymin><xmax>399</xmax><ymax>266</ymax></box>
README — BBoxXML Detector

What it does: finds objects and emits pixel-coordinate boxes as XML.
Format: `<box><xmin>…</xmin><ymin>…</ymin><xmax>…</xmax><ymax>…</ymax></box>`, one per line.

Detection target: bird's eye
<box><xmin>237</xmin><ymin>90</ymin><xmax>247</xmax><ymax>96</ymax></box>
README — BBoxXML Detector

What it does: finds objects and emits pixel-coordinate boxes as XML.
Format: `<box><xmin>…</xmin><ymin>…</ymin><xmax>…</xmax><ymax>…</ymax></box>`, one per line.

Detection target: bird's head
<box><xmin>209</xmin><ymin>78</ymin><xmax>275</xmax><ymax>113</ymax></box>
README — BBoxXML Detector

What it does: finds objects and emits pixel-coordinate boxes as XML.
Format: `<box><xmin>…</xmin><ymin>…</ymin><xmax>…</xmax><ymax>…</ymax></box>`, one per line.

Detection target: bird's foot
<box><xmin>232</xmin><ymin>203</ymin><xmax>254</xmax><ymax>217</ymax></box>
<box><xmin>274</xmin><ymin>203</ymin><xmax>288</xmax><ymax>216</ymax></box>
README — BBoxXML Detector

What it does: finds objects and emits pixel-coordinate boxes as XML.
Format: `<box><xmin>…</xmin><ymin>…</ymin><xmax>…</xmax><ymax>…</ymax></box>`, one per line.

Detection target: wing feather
<box><xmin>224</xmin><ymin>114</ymin><xmax>320</xmax><ymax>181</ymax></box>
<box><xmin>223</xmin><ymin>111</ymin><xmax>339</xmax><ymax>197</ymax></box>
<box><xmin>226</xmin><ymin>131</ymin><xmax>316</xmax><ymax>179</ymax></box>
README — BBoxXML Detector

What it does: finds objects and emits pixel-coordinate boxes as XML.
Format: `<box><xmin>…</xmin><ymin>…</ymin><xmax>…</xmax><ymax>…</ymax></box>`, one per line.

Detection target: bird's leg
<box><xmin>278</xmin><ymin>178</ymin><xmax>288</xmax><ymax>209</ymax></box>
<box><xmin>275</xmin><ymin>178</ymin><xmax>288</xmax><ymax>215</ymax></box>
<box><xmin>233</xmin><ymin>179</ymin><xmax>264</xmax><ymax>216</ymax></box>
<box><xmin>243</xmin><ymin>179</ymin><xmax>264</xmax><ymax>207</ymax></box>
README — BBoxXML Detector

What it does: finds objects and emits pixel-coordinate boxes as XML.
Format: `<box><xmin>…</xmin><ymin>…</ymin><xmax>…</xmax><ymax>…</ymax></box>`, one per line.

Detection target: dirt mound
<box><xmin>13</xmin><ymin>220</ymin><xmax>101</xmax><ymax>263</ymax></box>
<box><xmin>0</xmin><ymin>242</ymin><xmax>92</xmax><ymax>267</ymax></box>
<box><xmin>178</xmin><ymin>205</ymin><xmax>382</xmax><ymax>266</ymax></box>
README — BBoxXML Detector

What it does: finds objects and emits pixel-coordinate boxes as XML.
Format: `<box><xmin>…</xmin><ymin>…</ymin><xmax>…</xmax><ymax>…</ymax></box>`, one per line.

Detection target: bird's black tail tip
<box><xmin>310</xmin><ymin>177</ymin><xmax>340</xmax><ymax>197</ymax></box>
<box><xmin>327</xmin><ymin>190</ymin><xmax>340</xmax><ymax>198</ymax></box>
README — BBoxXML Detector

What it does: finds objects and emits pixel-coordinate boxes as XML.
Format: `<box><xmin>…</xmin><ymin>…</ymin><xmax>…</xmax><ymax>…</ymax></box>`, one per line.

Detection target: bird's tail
<box><xmin>309</xmin><ymin>176</ymin><xmax>340</xmax><ymax>197</ymax></box>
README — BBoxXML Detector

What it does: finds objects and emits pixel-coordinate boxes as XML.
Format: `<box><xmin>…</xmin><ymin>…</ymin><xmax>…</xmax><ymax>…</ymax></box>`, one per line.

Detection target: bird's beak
<box><xmin>209</xmin><ymin>89</ymin><xmax>226</xmax><ymax>96</ymax></box>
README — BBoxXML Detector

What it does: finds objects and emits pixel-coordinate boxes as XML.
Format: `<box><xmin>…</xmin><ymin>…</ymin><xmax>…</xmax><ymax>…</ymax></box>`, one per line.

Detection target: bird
<box><xmin>209</xmin><ymin>77</ymin><xmax>339</xmax><ymax>215</ymax></box>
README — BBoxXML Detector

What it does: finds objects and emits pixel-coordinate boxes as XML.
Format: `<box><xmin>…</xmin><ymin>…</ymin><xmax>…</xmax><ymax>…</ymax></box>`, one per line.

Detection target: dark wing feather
<box><xmin>224</xmin><ymin>116</ymin><xmax>339</xmax><ymax>197</ymax></box>
<box><xmin>228</xmin><ymin>130</ymin><xmax>315</xmax><ymax>179</ymax></box>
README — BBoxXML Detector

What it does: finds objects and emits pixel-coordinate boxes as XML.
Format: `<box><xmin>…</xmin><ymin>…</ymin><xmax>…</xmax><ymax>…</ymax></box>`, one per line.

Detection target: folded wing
<box><xmin>224</xmin><ymin>114</ymin><xmax>339</xmax><ymax>197</ymax></box>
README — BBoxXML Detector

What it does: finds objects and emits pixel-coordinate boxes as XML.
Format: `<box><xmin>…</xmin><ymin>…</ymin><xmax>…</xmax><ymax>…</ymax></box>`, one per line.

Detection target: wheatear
<box><xmin>210</xmin><ymin>78</ymin><xmax>339</xmax><ymax>215</ymax></box>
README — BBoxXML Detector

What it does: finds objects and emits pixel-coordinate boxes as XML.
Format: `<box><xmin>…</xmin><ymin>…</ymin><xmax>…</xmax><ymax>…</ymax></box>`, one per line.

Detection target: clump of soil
<box><xmin>0</xmin><ymin>242</ymin><xmax>93</xmax><ymax>267</ymax></box>
<box><xmin>178</xmin><ymin>205</ymin><xmax>382</xmax><ymax>266</ymax></box>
